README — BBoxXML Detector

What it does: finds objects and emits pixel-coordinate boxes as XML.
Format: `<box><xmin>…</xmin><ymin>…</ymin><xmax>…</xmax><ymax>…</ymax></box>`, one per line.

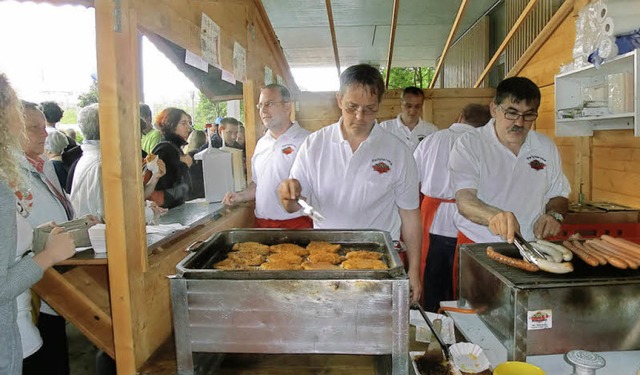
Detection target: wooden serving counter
<box><xmin>32</xmin><ymin>200</ymin><xmax>255</xmax><ymax>366</ymax></box>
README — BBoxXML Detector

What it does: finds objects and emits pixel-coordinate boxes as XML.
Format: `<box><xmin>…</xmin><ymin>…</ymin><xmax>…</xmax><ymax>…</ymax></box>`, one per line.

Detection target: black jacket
<box><xmin>152</xmin><ymin>133</ymin><xmax>192</xmax><ymax>209</ymax></box>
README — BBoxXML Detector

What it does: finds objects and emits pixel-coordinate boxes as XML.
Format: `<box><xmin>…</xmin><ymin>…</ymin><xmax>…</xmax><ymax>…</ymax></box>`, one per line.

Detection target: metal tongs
<box><xmin>412</xmin><ymin>303</ymin><xmax>451</xmax><ymax>361</ymax></box>
<box><xmin>297</xmin><ymin>198</ymin><xmax>325</xmax><ymax>222</ymax></box>
<box><xmin>513</xmin><ymin>232</ymin><xmax>545</xmax><ymax>263</ymax></box>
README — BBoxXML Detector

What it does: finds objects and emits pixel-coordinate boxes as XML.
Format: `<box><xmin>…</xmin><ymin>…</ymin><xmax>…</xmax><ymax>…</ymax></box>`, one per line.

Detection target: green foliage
<box><xmin>60</xmin><ymin>107</ymin><xmax>78</xmax><ymax>124</ymax></box>
<box><xmin>194</xmin><ymin>92</ymin><xmax>227</xmax><ymax>130</ymax></box>
<box><xmin>78</xmin><ymin>78</ymin><xmax>99</xmax><ymax>108</ymax></box>
<box><xmin>379</xmin><ymin>67</ymin><xmax>435</xmax><ymax>89</ymax></box>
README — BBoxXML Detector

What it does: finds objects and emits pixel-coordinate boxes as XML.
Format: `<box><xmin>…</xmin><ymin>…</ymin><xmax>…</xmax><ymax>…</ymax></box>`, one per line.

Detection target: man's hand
<box><xmin>277</xmin><ymin>179</ymin><xmax>302</xmax><ymax>213</ymax></box>
<box><xmin>222</xmin><ymin>192</ymin><xmax>242</xmax><ymax>206</ymax></box>
<box><xmin>180</xmin><ymin>154</ymin><xmax>193</xmax><ymax>167</ymax></box>
<box><xmin>533</xmin><ymin>214</ymin><xmax>562</xmax><ymax>239</ymax></box>
<box><xmin>488</xmin><ymin>211</ymin><xmax>521</xmax><ymax>243</ymax></box>
<box><xmin>407</xmin><ymin>268</ymin><xmax>422</xmax><ymax>304</ymax></box>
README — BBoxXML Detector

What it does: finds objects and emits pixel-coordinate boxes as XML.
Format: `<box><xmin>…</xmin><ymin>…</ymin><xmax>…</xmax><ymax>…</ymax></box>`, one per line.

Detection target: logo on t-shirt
<box><xmin>281</xmin><ymin>145</ymin><xmax>295</xmax><ymax>155</ymax></box>
<box><xmin>527</xmin><ymin>155</ymin><xmax>547</xmax><ymax>171</ymax></box>
<box><xmin>372</xmin><ymin>158</ymin><xmax>392</xmax><ymax>174</ymax></box>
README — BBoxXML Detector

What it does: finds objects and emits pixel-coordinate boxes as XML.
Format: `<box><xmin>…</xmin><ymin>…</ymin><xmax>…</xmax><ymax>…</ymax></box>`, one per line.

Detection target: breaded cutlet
<box><xmin>227</xmin><ymin>251</ymin><xmax>265</xmax><ymax>266</ymax></box>
<box><xmin>301</xmin><ymin>262</ymin><xmax>341</xmax><ymax>270</ymax></box>
<box><xmin>341</xmin><ymin>258</ymin><xmax>388</xmax><ymax>270</ymax></box>
<box><xmin>267</xmin><ymin>252</ymin><xmax>303</xmax><ymax>264</ymax></box>
<box><xmin>231</xmin><ymin>242</ymin><xmax>271</xmax><ymax>255</ymax></box>
<box><xmin>260</xmin><ymin>261</ymin><xmax>303</xmax><ymax>271</ymax></box>
<box><xmin>345</xmin><ymin>250</ymin><xmax>383</xmax><ymax>260</ymax></box>
<box><xmin>306</xmin><ymin>241</ymin><xmax>341</xmax><ymax>253</ymax></box>
<box><xmin>212</xmin><ymin>258</ymin><xmax>254</xmax><ymax>270</ymax></box>
<box><xmin>307</xmin><ymin>252</ymin><xmax>344</xmax><ymax>265</ymax></box>
<box><xmin>269</xmin><ymin>243</ymin><xmax>309</xmax><ymax>256</ymax></box>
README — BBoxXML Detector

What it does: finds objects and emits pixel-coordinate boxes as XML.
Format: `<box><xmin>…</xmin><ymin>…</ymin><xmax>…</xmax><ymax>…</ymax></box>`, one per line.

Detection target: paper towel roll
<box><xmin>601</xmin><ymin>1</ymin><xmax>640</xmax><ymax>19</ymax></box>
<box><xmin>594</xmin><ymin>2</ymin><xmax>608</xmax><ymax>23</ymax></box>
<box><xmin>602</xmin><ymin>15</ymin><xmax>640</xmax><ymax>36</ymax></box>
<box><xmin>598</xmin><ymin>36</ymin><xmax>619</xmax><ymax>58</ymax></box>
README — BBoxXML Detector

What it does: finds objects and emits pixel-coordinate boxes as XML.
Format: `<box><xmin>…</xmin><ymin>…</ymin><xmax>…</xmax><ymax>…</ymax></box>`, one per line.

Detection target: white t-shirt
<box><xmin>449</xmin><ymin>119</ymin><xmax>571</xmax><ymax>242</ymax></box>
<box><xmin>290</xmin><ymin>120</ymin><xmax>419</xmax><ymax>240</ymax></box>
<box><xmin>379</xmin><ymin>115</ymin><xmax>438</xmax><ymax>151</ymax></box>
<box><xmin>413</xmin><ymin>123</ymin><xmax>477</xmax><ymax>237</ymax></box>
<box><xmin>71</xmin><ymin>141</ymin><xmax>104</xmax><ymax>221</ymax></box>
<box><xmin>252</xmin><ymin>122</ymin><xmax>310</xmax><ymax>220</ymax></box>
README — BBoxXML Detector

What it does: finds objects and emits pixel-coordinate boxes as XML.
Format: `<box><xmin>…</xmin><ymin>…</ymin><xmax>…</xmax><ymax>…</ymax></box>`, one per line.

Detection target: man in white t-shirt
<box><xmin>450</xmin><ymin>77</ymin><xmax>571</xmax><ymax>245</ymax></box>
<box><xmin>379</xmin><ymin>86</ymin><xmax>438</xmax><ymax>151</ymax></box>
<box><xmin>278</xmin><ymin>64</ymin><xmax>422</xmax><ymax>303</ymax></box>
<box><xmin>222</xmin><ymin>84</ymin><xmax>312</xmax><ymax>228</ymax></box>
<box><xmin>413</xmin><ymin>103</ymin><xmax>490</xmax><ymax>312</ymax></box>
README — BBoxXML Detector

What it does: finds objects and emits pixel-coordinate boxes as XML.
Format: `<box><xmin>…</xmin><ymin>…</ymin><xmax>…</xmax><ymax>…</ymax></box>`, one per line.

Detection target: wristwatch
<box><xmin>547</xmin><ymin>211</ymin><xmax>564</xmax><ymax>223</ymax></box>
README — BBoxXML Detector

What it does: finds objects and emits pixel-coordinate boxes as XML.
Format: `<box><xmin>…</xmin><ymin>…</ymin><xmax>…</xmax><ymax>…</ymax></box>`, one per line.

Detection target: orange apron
<box><xmin>255</xmin><ymin>216</ymin><xmax>313</xmax><ymax>229</ymax></box>
<box><xmin>420</xmin><ymin>196</ymin><xmax>456</xmax><ymax>284</ymax></box>
<box><xmin>453</xmin><ymin>231</ymin><xmax>474</xmax><ymax>299</ymax></box>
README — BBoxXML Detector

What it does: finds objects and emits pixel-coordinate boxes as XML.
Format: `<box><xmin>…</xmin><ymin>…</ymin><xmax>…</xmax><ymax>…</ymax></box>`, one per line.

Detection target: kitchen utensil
<box><xmin>513</xmin><ymin>232</ymin><xmax>546</xmax><ymax>261</ymax></box>
<box><xmin>564</xmin><ymin>350</ymin><xmax>605</xmax><ymax>375</ymax></box>
<box><xmin>297</xmin><ymin>198</ymin><xmax>325</xmax><ymax>222</ymax></box>
<box><xmin>493</xmin><ymin>361</ymin><xmax>545</xmax><ymax>375</ymax></box>
<box><xmin>413</xmin><ymin>303</ymin><xmax>450</xmax><ymax>361</ymax></box>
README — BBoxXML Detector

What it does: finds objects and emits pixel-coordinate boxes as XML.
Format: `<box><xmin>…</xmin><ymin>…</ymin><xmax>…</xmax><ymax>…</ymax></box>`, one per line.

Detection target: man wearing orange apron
<box><xmin>414</xmin><ymin>104</ymin><xmax>491</xmax><ymax>311</ymax></box>
<box><xmin>222</xmin><ymin>84</ymin><xmax>312</xmax><ymax>229</ymax></box>
<box><xmin>450</xmin><ymin>77</ymin><xmax>570</xmax><ymax>288</ymax></box>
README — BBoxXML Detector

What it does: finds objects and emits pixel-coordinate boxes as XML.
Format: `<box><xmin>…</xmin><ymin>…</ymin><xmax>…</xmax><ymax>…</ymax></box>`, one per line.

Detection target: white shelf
<box><xmin>555</xmin><ymin>50</ymin><xmax>639</xmax><ymax>137</ymax></box>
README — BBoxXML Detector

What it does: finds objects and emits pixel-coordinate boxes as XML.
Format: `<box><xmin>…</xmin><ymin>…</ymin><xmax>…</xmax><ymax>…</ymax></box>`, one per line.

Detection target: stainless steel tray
<box><xmin>175</xmin><ymin>229</ymin><xmax>406</xmax><ymax>279</ymax></box>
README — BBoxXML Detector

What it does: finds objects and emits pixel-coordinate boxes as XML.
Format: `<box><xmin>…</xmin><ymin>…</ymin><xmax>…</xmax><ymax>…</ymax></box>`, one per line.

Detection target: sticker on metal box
<box><xmin>527</xmin><ymin>309</ymin><xmax>552</xmax><ymax>330</ymax></box>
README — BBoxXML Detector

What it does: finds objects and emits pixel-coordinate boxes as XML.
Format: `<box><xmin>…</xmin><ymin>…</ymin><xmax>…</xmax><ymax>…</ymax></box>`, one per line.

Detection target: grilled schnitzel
<box><xmin>227</xmin><ymin>251</ymin><xmax>265</xmax><ymax>266</ymax></box>
<box><xmin>341</xmin><ymin>258</ymin><xmax>388</xmax><ymax>270</ymax></box>
<box><xmin>306</xmin><ymin>241</ymin><xmax>341</xmax><ymax>253</ymax></box>
<box><xmin>232</xmin><ymin>242</ymin><xmax>271</xmax><ymax>255</ymax></box>
<box><xmin>267</xmin><ymin>252</ymin><xmax>303</xmax><ymax>264</ymax></box>
<box><xmin>270</xmin><ymin>243</ymin><xmax>309</xmax><ymax>256</ymax></box>
<box><xmin>307</xmin><ymin>252</ymin><xmax>344</xmax><ymax>264</ymax></box>
<box><xmin>345</xmin><ymin>250</ymin><xmax>383</xmax><ymax>260</ymax></box>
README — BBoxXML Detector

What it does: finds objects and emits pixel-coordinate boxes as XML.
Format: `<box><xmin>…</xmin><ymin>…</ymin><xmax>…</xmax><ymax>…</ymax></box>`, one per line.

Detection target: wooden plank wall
<box><xmin>518</xmin><ymin>0</ymin><xmax>640</xmax><ymax>208</ymax></box>
<box><xmin>443</xmin><ymin>16</ymin><xmax>490</xmax><ymax>89</ymax></box>
<box><xmin>296</xmin><ymin>88</ymin><xmax>495</xmax><ymax>132</ymax></box>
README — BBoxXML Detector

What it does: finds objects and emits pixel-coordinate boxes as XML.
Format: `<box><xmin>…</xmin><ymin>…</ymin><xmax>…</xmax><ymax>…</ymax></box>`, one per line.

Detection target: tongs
<box><xmin>513</xmin><ymin>232</ymin><xmax>545</xmax><ymax>263</ymax></box>
<box><xmin>297</xmin><ymin>198</ymin><xmax>325</xmax><ymax>222</ymax></box>
<box><xmin>412</xmin><ymin>303</ymin><xmax>451</xmax><ymax>361</ymax></box>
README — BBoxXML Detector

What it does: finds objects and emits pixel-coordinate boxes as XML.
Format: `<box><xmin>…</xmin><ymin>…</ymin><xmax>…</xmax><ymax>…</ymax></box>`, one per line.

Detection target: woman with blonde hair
<box><xmin>0</xmin><ymin>73</ymin><xmax>75</xmax><ymax>374</ymax></box>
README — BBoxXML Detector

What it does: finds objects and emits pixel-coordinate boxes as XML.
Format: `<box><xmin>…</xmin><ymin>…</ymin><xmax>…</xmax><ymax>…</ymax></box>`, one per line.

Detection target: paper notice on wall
<box><xmin>233</xmin><ymin>42</ymin><xmax>246</xmax><ymax>81</ymax></box>
<box><xmin>276</xmin><ymin>74</ymin><xmax>284</xmax><ymax>85</ymax></box>
<box><xmin>200</xmin><ymin>13</ymin><xmax>221</xmax><ymax>68</ymax></box>
<box><xmin>185</xmin><ymin>50</ymin><xmax>209</xmax><ymax>73</ymax></box>
<box><xmin>527</xmin><ymin>309</ymin><xmax>552</xmax><ymax>330</ymax></box>
<box><xmin>265</xmin><ymin>66</ymin><xmax>274</xmax><ymax>85</ymax></box>
<box><xmin>221</xmin><ymin>69</ymin><xmax>236</xmax><ymax>84</ymax></box>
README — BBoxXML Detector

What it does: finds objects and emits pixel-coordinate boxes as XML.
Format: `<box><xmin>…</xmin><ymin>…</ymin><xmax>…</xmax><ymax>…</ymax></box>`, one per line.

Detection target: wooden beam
<box><xmin>384</xmin><ymin>0</ymin><xmax>400</xmax><ymax>89</ymax></box>
<box><xmin>474</xmin><ymin>0</ymin><xmax>539</xmax><ymax>88</ymax></box>
<box><xmin>507</xmin><ymin>0</ymin><xmax>574</xmax><ymax>77</ymax></box>
<box><xmin>244</xmin><ymin>80</ymin><xmax>257</xmax><ymax>182</ymax></box>
<box><xmin>428</xmin><ymin>0</ymin><xmax>468</xmax><ymax>89</ymax></box>
<box><xmin>325</xmin><ymin>0</ymin><xmax>341</xmax><ymax>78</ymax></box>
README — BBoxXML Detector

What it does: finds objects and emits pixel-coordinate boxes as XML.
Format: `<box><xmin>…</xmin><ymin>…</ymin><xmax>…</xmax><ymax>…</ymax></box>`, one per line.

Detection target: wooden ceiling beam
<box><xmin>384</xmin><ymin>0</ymin><xmax>400</xmax><ymax>89</ymax></box>
<box><xmin>428</xmin><ymin>0</ymin><xmax>468</xmax><ymax>89</ymax></box>
<box><xmin>474</xmin><ymin>0</ymin><xmax>539</xmax><ymax>88</ymax></box>
<box><xmin>325</xmin><ymin>0</ymin><xmax>341</xmax><ymax>78</ymax></box>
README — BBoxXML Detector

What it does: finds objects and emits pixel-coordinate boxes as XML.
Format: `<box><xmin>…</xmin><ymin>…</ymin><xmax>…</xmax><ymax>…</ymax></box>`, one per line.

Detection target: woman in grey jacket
<box><xmin>0</xmin><ymin>73</ymin><xmax>75</xmax><ymax>374</ymax></box>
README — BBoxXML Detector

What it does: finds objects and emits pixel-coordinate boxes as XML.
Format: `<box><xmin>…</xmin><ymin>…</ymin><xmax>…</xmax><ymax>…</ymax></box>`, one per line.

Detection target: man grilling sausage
<box><xmin>450</xmin><ymin>76</ymin><xmax>571</xmax><ymax>245</ymax></box>
<box><xmin>277</xmin><ymin>64</ymin><xmax>423</xmax><ymax>303</ymax></box>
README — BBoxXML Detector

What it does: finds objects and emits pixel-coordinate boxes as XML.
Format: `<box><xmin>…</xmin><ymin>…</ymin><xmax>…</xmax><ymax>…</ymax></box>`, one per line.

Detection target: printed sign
<box><xmin>527</xmin><ymin>309</ymin><xmax>552</xmax><ymax>330</ymax></box>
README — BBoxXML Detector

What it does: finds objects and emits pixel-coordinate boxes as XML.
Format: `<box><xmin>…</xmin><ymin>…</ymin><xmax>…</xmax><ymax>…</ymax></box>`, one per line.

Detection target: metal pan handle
<box><xmin>185</xmin><ymin>240</ymin><xmax>204</xmax><ymax>252</ymax></box>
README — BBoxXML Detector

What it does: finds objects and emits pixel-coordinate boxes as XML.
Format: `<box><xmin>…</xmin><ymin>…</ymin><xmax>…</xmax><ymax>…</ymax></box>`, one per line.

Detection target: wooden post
<box><xmin>244</xmin><ymin>80</ymin><xmax>257</xmax><ymax>182</ymax></box>
<box><xmin>95</xmin><ymin>0</ymin><xmax>147</xmax><ymax>372</ymax></box>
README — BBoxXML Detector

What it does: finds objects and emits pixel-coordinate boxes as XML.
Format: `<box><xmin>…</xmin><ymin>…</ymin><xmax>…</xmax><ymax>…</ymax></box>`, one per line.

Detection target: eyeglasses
<box><xmin>498</xmin><ymin>104</ymin><xmax>538</xmax><ymax>122</ymax></box>
<box><xmin>401</xmin><ymin>102</ymin><xmax>423</xmax><ymax>110</ymax></box>
<box><xmin>343</xmin><ymin>102</ymin><xmax>378</xmax><ymax>116</ymax></box>
<box><xmin>256</xmin><ymin>101</ymin><xmax>288</xmax><ymax>110</ymax></box>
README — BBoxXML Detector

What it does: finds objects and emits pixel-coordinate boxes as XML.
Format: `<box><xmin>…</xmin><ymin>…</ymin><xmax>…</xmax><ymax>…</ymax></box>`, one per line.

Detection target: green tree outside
<box><xmin>78</xmin><ymin>77</ymin><xmax>99</xmax><ymax>107</ymax></box>
<box><xmin>379</xmin><ymin>67</ymin><xmax>435</xmax><ymax>89</ymax></box>
<box><xmin>60</xmin><ymin>107</ymin><xmax>78</xmax><ymax>124</ymax></box>
<box><xmin>194</xmin><ymin>92</ymin><xmax>227</xmax><ymax>130</ymax></box>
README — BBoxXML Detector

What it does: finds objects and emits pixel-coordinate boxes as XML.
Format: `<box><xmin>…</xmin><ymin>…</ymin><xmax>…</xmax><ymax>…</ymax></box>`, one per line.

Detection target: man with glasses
<box><xmin>450</xmin><ymin>76</ymin><xmax>570</xmax><ymax>245</ymax></box>
<box><xmin>379</xmin><ymin>86</ymin><xmax>437</xmax><ymax>151</ymax></box>
<box><xmin>223</xmin><ymin>84</ymin><xmax>312</xmax><ymax>228</ymax></box>
<box><xmin>278</xmin><ymin>64</ymin><xmax>422</xmax><ymax>303</ymax></box>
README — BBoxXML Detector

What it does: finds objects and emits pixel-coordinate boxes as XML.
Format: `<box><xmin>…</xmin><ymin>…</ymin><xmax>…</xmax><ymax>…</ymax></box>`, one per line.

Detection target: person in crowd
<box><xmin>201</xmin><ymin>117</ymin><xmax>242</xmax><ymax>151</ymax></box>
<box><xmin>149</xmin><ymin>107</ymin><xmax>193</xmax><ymax>208</ymax></box>
<box><xmin>277</xmin><ymin>65</ymin><xmax>422</xmax><ymax>302</ymax></box>
<box><xmin>451</xmin><ymin>76</ymin><xmax>570</xmax><ymax>245</ymax></box>
<box><xmin>59</xmin><ymin>127</ymin><xmax>76</xmax><ymax>143</ymax></box>
<box><xmin>0</xmin><ymin>73</ymin><xmax>75</xmax><ymax>375</ymax></box>
<box><xmin>413</xmin><ymin>103</ymin><xmax>491</xmax><ymax>312</ymax></box>
<box><xmin>18</xmin><ymin>100</ymin><xmax>78</xmax><ymax>375</ymax></box>
<box><xmin>379</xmin><ymin>86</ymin><xmax>438</xmax><ymax>151</ymax></box>
<box><xmin>44</xmin><ymin>130</ymin><xmax>70</xmax><ymax>188</ymax></box>
<box><xmin>236</xmin><ymin>123</ymin><xmax>246</xmax><ymax>148</ymax></box>
<box><xmin>223</xmin><ymin>84</ymin><xmax>311</xmax><ymax>228</ymax></box>
<box><xmin>41</xmin><ymin>101</ymin><xmax>81</xmax><ymax>178</ymax></box>
<box><xmin>141</xmin><ymin>103</ymin><xmax>161</xmax><ymax>155</ymax></box>
<box><xmin>183</xmin><ymin>130</ymin><xmax>207</xmax><ymax>200</ymax></box>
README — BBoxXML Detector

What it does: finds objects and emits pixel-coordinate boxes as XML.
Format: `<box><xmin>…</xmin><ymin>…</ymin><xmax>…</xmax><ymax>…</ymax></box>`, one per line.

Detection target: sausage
<box><xmin>530</xmin><ymin>242</ymin><xmax>563</xmax><ymax>263</ymax></box>
<box><xmin>573</xmin><ymin>240</ymin><xmax>607</xmax><ymax>265</ymax></box>
<box><xmin>536</xmin><ymin>239</ymin><xmax>573</xmax><ymax>261</ymax></box>
<box><xmin>587</xmin><ymin>240</ymin><xmax>639</xmax><ymax>269</ymax></box>
<box><xmin>600</xmin><ymin>235</ymin><xmax>640</xmax><ymax>260</ymax></box>
<box><xmin>534</xmin><ymin>258</ymin><xmax>574</xmax><ymax>274</ymax></box>
<box><xmin>583</xmin><ymin>241</ymin><xmax>629</xmax><ymax>269</ymax></box>
<box><xmin>563</xmin><ymin>240</ymin><xmax>599</xmax><ymax>267</ymax></box>
<box><xmin>595</xmin><ymin>238</ymin><xmax>640</xmax><ymax>264</ymax></box>
<box><xmin>486</xmin><ymin>246</ymin><xmax>539</xmax><ymax>272</ymax></box>
<box><xmin>600</xmin><ymin>235</ymin><xmax>640</xmax><ymax>262</ymax></box>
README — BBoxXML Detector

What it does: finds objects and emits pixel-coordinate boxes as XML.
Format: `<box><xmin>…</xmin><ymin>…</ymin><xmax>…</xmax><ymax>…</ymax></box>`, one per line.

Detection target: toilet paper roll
<box><xmin>594</xmin><ymin>2</ymin><xmax>608</xmax><ymax>23</ymax></box>
<box><xmin>602</xmin><ymin>15</ymin><xmax>640</xmax><ymax>36</ymax></box>
<box><xmin>598</xmin><ymin>36</ymin><xmax>619</xmax><ymax>59</ymax></box>
<box><xmin>600</xmin><ymin>1</ymin><xmax>640</xmax><ymax>20</ymax></box>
